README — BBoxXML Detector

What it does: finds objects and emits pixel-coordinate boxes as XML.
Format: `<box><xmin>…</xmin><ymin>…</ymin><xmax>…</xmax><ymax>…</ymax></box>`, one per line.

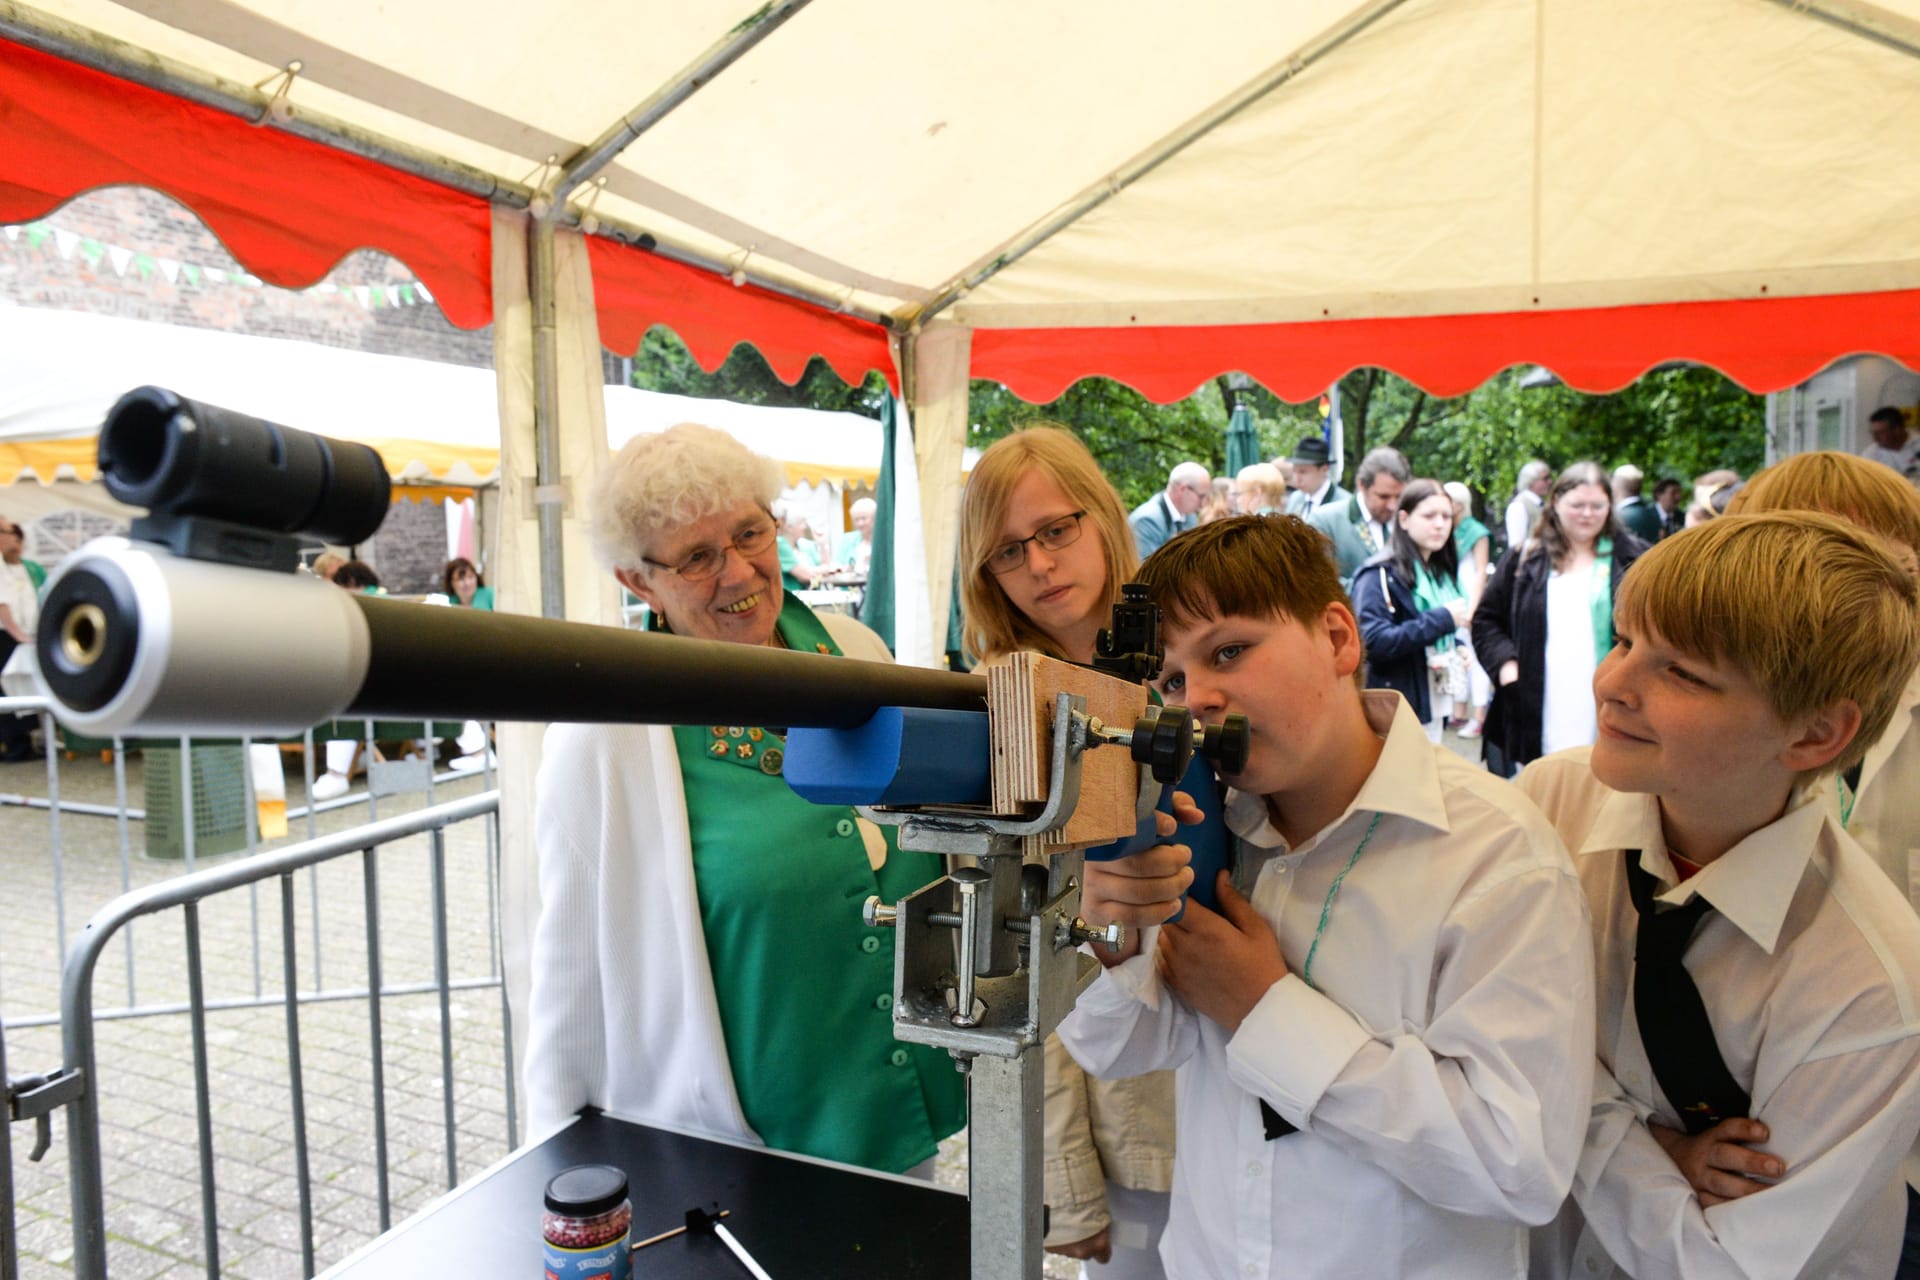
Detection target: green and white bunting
<box><xmin>3</xmin><ymin>215</ymin><xmax>435</xmax><ymax>310</ymax></box>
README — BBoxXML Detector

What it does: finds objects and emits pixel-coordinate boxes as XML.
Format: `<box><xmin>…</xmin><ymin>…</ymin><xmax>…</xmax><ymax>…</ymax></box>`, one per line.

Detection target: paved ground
<box><xmin>4</xmin><ymin>725</ymin><xmax>1485</xmax><ymax>1279</ymax></box>
<box><xmin>2</xmin><ymin>742</ymin><xmax>513</xmax><ymax>1278</ymax></box>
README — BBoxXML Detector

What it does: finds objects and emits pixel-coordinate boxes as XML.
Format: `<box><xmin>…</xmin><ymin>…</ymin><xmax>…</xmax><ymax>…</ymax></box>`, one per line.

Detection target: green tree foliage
<box><xmin>1340</xmin><ymin>366</ymin><xmax>1767</xmax><ymax>513</ymax></box>
<box><xmin>626</xmin><ymin>325</ymin><xmax>1765</xmax><ymax>516</ymax></box>
<box><xmin>968</xmin><ymin>378</ymin><xmax>1234</xmax><ymax>509</ymax></box>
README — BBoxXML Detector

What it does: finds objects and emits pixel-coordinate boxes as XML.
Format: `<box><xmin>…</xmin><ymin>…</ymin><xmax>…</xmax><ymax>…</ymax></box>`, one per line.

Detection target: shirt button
<box><xmin>860</xmin><ymin>936</ymin><xmax>882</xmax><ymax>954</ymax></box>
<box><xmin>1584</xmin><ymin>1257</ymin><xmax>1599</xmax><ymax>1273</ymax></box>
<box><xmin>1245</xmin><ymin>1160</ymin><xmax>1261</xmax><ymax>1177</ymax></box>
<box><xmin>890</xmin><ymin>1048</ymin><xmax>911</xmax><ymax>1068</ymax></box>
<box><xmin>835</xmin><ymin>818</ymin><xmax>855</xmax><ymax>837</ymax></box>
<box><xmin>875</xmin><ymin>993</ymin><xmax>893</xmax><ymax>1011</ymax></box>
<box><xmin>1244</xmin><ymin>1265</ymin><xmax>1259</xmax><ymax>1278</ymax></box>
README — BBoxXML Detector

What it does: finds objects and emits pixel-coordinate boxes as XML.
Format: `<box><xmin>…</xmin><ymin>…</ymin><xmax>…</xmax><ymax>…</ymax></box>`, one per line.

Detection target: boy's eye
<box><xmin>1669</xmin><ymin>665</ymin><xmax>1709</xmax><ymax>688</ymax></box>
<box><xmin>1214</xmin><ymin>643</ymin><xmax>1246</xmax><ymax>666</ymax></box>
<box><xmin>1159</xmin><ymin>672</ymin><xmax>1185</xmax><ymax>696</ymax></box>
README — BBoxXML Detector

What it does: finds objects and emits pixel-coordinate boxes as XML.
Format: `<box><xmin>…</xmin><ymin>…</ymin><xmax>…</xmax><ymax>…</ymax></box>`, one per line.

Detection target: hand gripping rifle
<box><xmin>34</xmin><ymin>387</ymin><xmax>1247</xmax><ymax>1280</ymax></box>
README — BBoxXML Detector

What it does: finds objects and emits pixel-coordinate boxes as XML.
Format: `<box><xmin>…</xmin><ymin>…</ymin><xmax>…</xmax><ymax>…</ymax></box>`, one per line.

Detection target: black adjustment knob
<box><xmin>1201</xmin><ymin>714</ymin><xmax>1252</xmax><ymax>776</ymax></box>
<box><xmin>1129</xmin><ymin>705</ymin><xmax>1195</xmax><ymax>783</ymax></box>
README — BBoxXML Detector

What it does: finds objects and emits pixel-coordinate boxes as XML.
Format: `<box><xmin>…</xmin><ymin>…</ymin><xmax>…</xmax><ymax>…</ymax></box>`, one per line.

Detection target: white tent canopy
<box><xmin>0</xmin><ymin>302</ymin><xmax>903</xmax><ymax>489</ymax></box>
<box><xmin>13</xmin><ymin>0</ymin><xmax>1919</xmax><ymax>326</ymax></box>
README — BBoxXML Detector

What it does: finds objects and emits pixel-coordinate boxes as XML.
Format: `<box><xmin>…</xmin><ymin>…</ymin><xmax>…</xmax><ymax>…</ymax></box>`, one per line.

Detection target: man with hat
<box><xmin>1281</xmin><ymin>435</ymin><xmax>1348</xmax><ymax>517</ymax></box>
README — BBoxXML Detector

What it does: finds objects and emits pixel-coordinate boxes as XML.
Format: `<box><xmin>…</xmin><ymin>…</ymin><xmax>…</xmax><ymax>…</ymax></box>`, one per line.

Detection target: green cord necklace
<box><xmin>1300</xmin><ymin>811</ymin><xmax>1384</xmax><ymax>992</ymax></box>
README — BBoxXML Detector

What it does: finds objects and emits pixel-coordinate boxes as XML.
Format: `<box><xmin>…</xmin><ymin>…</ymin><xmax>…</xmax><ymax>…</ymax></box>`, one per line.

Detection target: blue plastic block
<box><xmin>785</xmin><ymin>706</ymin><xmax>992</xmax><ymax>807</ymax></box>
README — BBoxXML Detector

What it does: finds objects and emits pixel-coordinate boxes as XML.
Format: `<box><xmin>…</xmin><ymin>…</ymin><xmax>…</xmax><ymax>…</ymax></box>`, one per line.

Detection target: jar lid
<box><xmin>544</xmin><ymin>1164</ymin><xmax>629</xmax><ymax>1217</ymax></box>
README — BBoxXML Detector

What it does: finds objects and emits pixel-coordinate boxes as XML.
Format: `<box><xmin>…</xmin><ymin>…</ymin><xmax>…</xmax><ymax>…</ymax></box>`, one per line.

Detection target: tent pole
<box><xmin>910</xmin><ymin>0</ymin><xmax>1415</xmax><ymax>326</ymax></box>
<box><xmin>527</xmin><ymin>217</ymin><xmax>567</xmax><ymax>620</ymax></box>
<box><xmin>549</xmin><ymin>0</ymin><xmax>814</xmax><ymax>203</ymax></box>
<box><xmin>0</xmin><ymin>4</ymin><xmax>527</xmax><ymax>207</ymax></box>
<box><xmin>1760</xmin><ymin>0</ymin><xmax>1920</xmax><ymax>60</ymax></box>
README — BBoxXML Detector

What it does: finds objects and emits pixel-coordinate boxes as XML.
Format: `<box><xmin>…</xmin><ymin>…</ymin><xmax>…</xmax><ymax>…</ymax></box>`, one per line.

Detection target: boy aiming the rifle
<box><xmin>1519</xmin><ymin>512</ymin><xmax>1920</xmax><ymax>1279</ymax></box>
<box><xmin>1060</xmin><ymin>515</ymin><xmax>1595</xmax><ymax>1278</ymax></box>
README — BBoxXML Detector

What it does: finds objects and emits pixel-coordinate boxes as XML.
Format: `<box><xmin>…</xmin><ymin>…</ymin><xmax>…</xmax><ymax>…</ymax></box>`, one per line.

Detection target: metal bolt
<box><xmin>951</xmin><ymin>866</ymin><xmax>990</xmax><ymax>1028</ymax></box>
<box><xmin>863</xmin><ymin>895</ymin><xmax>897</xmax><ymax>928</ymax></box>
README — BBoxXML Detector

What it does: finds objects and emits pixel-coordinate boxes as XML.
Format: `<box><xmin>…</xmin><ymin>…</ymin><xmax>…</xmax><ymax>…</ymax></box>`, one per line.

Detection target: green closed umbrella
<box><xmin>1225</xmin><ymin>398</ymin><xmax>1260</xmax><ymax>477</ymax></box>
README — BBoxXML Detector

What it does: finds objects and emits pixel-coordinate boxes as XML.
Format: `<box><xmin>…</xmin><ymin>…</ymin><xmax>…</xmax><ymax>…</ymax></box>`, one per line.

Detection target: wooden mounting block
<box><xmin>987</xmin><ymin>652</ymin><xmax>1147</xmax><ymax>855</ymax></box>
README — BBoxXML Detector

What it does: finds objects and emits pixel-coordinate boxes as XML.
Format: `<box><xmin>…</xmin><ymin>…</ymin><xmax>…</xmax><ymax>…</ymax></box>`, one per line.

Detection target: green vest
<box><xmin>670</xmin><ymin>596</ymin><xmax>965</xmax><ymax>1172</ymax></box>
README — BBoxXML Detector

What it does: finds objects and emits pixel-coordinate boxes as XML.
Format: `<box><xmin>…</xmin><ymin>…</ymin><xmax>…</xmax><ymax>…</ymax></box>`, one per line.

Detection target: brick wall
<box><xmin>3</xmin><ymin>187</ymin><xmax>504</xmax><ymax>577</ymax></box>
<box><xmin>1</xmin><ymin>186</ymin><xmax>497</xmax><ymax>365</ymax></box>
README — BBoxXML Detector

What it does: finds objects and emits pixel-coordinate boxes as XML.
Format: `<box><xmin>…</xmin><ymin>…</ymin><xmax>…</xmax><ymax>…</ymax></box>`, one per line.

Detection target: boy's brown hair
<box><xmin>1615</xmin><ymin>512</ymin><xmax>1920</xmax><ymax>776</ymax></box>
<box><xmin>1725</xmin><ymin>450</ymin><xmax>1920</xmax><ymax>565</ymax></box>
<box><xmin>1135</xmin><ymin>515</ymin><xmax>1357</xmax><ymax>676</ymax></box>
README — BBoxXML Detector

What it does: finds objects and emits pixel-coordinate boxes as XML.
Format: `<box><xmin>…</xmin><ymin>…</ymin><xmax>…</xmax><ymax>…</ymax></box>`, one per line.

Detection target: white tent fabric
<box><xmin>0</xmin><ymin>300</ymin><xmax>502</xmax><ymax>483</ymax></box>
<box><xmin>18</xmin><ymin>0</ymin><xmax>1920</xmax><ymax>321</ymax></box>
<box><xmin>0</xmin><ymin>302</ymin><xmax>906</xmax><ymax>488</ymax></box>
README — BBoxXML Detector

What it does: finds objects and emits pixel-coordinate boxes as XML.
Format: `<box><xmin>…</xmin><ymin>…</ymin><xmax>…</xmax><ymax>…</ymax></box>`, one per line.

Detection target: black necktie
<box><xmin>1624</xmin><ymin>850</ymin><xmax>1750</xmax><ymax>1135</ymax></box>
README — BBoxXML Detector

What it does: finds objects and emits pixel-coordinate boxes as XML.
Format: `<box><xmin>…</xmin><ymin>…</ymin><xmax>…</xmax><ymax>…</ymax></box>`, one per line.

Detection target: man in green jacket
<box><xmin>1307</xmin><ymin>447</ymin><xmax>1411</xmax><ymax>580</ymax></box>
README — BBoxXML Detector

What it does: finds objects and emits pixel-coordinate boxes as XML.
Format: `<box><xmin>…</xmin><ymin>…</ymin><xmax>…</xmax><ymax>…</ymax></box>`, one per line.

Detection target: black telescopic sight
<box><xmin>98</xmin><ymin>386</ymin><xmax>390</xmax><ymax>546</ymax></box>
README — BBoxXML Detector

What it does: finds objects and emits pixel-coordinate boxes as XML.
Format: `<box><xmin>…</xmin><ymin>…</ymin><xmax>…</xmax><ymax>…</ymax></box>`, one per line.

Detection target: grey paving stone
<box><xmin>4</xmin><ymin>755</ymin><xmax>507</xmax><ymax>1278</ymax></box>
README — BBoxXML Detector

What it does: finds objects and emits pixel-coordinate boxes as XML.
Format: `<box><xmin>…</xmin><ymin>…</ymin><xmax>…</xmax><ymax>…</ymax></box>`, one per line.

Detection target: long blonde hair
<box><xmin>959</xmin><ymin>426</ymin><xmax>1136</xmax><ymax>662</ymax></box>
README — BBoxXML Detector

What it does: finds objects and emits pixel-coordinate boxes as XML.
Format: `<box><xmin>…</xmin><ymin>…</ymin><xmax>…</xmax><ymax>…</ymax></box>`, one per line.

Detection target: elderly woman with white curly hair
<box><xmin>522</xmin><ymin>424</ymin><xmax>965</xmax><ymax>1172</ymax></box>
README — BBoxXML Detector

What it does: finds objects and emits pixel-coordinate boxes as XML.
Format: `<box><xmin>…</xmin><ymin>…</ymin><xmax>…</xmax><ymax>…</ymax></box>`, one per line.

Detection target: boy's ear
<box><xmin>1779</xmin><ymin>698</ymin><xmax>1864</xmax><ymax>775</ymax></box>
<box><xmin>1322</xmin><ymin>602</ymin><xmax>1365</xmax><ymax>679</ymax></box>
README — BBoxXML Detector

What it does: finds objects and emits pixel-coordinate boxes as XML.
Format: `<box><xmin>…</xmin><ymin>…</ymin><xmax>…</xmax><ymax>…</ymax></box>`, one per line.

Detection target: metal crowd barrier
<box><xmin>3</xmin><ymin>783</ymin><xmax>509</xmax><ymax>1279</ymax></box>
<box><xmin>0</xmin><ymin>696</ymin><xmax>499</xmax><ymax>1015</ymax></box>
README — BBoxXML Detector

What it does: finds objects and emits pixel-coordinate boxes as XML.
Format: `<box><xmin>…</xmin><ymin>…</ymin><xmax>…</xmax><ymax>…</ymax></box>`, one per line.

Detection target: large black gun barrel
<box><xmin>34</xmin><ymin>540</ymin><xmax>988</xmax><ymax>738</ymax></box>
<box><xmin>346</xmin><ymin>593</ymin><xmax>987</xmax><ymax>727</ymax></box>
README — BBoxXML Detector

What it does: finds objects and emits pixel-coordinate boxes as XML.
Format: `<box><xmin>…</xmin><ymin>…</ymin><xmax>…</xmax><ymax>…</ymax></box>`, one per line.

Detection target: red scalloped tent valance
<box><xmin>7</xmin><ymin>37</ymin><xmax>1914</xmax><ymax>405</ymax></box>
<box><xmin>586</xmin><ymin>235</ymin><xmax>895</xmax><ymax>391</ymax></box>
<box><xmin>0</xmin><ymin>38</ymin><xmax>495</xmax><ymax>329</ymax></box>
<box><xmin>971</xmin><ymin>289</ymin><xmax>1920</xmax><ymax>405</ymax></box>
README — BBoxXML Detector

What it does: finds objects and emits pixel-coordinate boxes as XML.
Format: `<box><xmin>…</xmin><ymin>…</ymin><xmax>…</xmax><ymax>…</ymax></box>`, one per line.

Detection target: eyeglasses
<box><xmin>986</xmin><ymin>511</ymin><xmax>1087</xmax><ymax>575</ymax></box>
<box><xmin>643</xmin><ymin>515</ymin><xmax>776</xmax><ymax>582</ymax></box>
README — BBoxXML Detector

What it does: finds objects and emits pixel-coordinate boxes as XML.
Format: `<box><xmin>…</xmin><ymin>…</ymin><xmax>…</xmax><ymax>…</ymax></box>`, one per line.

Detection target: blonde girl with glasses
<box><xmin>959</xmin><ymin>427</ymin><xmax>1175</xmax><ymax>1278</ymax></box>
<box><xmin>1472</xmin><ymin>461</ymin><xmax>1649</xmax><ymax>775</ymax></box>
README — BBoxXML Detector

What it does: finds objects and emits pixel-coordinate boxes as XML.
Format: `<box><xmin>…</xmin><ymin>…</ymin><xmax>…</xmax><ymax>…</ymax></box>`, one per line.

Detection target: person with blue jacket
<box><xmin>1351</xmin><ymin>479</ymin><xmax>1473</xmax><ymax>743</ymax></box>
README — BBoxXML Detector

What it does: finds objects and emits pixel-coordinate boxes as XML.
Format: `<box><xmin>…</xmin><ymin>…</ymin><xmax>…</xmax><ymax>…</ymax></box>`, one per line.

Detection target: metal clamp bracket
<box><xmin>7</xmin><ymin>1066</ymin><xmax>85</xmax><ymax>1162</ymax></box>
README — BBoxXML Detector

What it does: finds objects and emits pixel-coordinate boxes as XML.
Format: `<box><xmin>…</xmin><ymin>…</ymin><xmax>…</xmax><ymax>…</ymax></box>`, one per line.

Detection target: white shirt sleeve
<box><xmin>1227</xmin><ymin>861</ymin><xmax>1597</xmax><ymax>1226</ymax></box>
<box><xmin>1057</xmin><ymin>931</ymin><xmax>1204</xmax><ymax>1080</ymax></box>
<box><xmin>1573</xmin><ymin>1030</ymin><xmax>1920</xmax><ymax>1278</ymax></box>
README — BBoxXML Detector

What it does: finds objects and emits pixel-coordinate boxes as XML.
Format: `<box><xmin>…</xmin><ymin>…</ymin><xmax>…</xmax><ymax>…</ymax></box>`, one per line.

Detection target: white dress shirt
<box><xmin>1860</xmin><ymin>435</ymin><xmax>1920</xmax><ymax>485</ymax></box>
<box><xmin>1519</xmin><ymin>748</ymin><xmax>1920</xmax><ymax>1280</ymax></box>
<box><xmin>1507</xmin><ymin>491</ymin><xmax>1543</xmax><ymax>551</ymax></box>
<box><xmin>1059</xmin><ymin>693</ymin><xmax>1595</xmax><ymax>1280</ymax></box>
<box><xmin>1539</xmin><ymin>567</ymin><xmax>1600</xmax><ymax>756</ymax></box>
<box><xmin>1826</xmin><ymin>659</ymin><xmax>1920</xmax><ymax>1190</ymax></box>
<box><xmin>0</xmin><ymin>559</ymin><xmax>36</xmax><ymax>634</ymax></box>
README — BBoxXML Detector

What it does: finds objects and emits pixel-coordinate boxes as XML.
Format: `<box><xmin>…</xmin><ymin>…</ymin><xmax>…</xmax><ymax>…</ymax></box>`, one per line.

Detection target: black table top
<box><xmin>323</xmin><ymin>1110</ymin><xmax>971</xmax><ymax>1279</ymax></box>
